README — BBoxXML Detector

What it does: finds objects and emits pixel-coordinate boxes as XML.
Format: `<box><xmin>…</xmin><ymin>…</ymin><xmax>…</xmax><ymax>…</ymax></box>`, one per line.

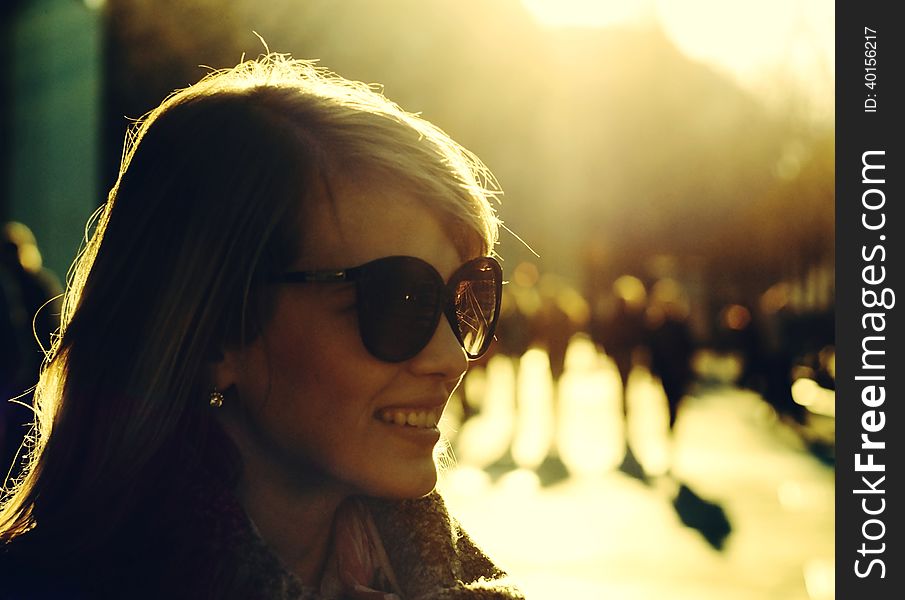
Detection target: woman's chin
<box><xmin>363</xmin><ymin>461</ymin><xmax>438</xmax><ymax>500</ymax></box>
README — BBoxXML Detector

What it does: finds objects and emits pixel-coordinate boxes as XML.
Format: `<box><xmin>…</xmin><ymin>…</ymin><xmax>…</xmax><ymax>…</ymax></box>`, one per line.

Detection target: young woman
<box><xmin>0</xmin><ymin>54</ymin><xmax>522</xmax><ymax>600</ymax></box>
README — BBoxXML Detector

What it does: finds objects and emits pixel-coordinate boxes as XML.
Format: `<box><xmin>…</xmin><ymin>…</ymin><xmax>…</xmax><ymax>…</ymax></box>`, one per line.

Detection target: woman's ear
<box><xmin>209</xmin><ymin>346</ymin><xmax>243</xmax><ymax>392</ymax></box>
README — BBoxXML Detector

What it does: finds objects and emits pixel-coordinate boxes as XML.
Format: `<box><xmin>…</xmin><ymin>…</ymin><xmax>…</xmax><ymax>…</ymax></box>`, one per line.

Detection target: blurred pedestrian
<box><xmin>587</xmin><ymin>275</ymin><xmax>648</xmax><ymax>476</ymax></box>
<box><xmin>533</xmin><ymin>273</ymin><xmax>589</xmax><ymax>472</ymax></box>
<box><xmin>589</xmin><ymin>274</ymin><xmax>647</xmax><ymax>416</ymax></box>
<box><xmin>646</xmin><ymin>278</ymin><xmax>695</xmax><ymax>437</ymax></box>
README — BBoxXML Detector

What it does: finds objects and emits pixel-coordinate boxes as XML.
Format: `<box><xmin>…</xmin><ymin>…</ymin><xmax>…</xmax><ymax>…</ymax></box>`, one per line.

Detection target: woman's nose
<box><xmin>407</xmin><ymin>317</ymin><xmax>469</xmax><ymax>383</ymax></box>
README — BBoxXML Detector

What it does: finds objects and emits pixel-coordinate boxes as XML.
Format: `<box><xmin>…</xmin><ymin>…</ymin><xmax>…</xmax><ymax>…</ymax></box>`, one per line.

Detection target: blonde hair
<box><xmin>0</xmin><ymin>54</ymin><xmax>502</xmax><ymax>553</ymax></box>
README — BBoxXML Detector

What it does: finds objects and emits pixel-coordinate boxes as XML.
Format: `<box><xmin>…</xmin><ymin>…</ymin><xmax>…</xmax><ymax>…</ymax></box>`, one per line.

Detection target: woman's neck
<box><xmin>236</xmin><ymin>458</ymin><xmax>350</xmax><ymax>586</ymax></box>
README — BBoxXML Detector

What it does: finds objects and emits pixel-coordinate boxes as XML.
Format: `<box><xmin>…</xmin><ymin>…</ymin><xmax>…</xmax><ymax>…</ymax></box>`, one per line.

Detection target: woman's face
<box><xmin>216</xmin><ymin>176</ymin><xmax>471</xmax><ymax>499</ymax></box>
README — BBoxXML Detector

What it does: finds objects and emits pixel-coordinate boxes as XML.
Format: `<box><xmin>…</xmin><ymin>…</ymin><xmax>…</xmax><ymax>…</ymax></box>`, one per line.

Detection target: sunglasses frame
<box><xmin>273</xmin><ymin>255</ymin><xmax>503</xmax><ymax>362</ymax></box>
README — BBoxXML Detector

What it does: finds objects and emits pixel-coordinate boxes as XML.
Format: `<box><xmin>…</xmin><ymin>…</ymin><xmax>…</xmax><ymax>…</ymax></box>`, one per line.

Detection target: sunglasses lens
<box><xmin>357</xmin><ymin>258</ymin><xmax>443</xmax><ymax>362</ymax></box>
<box><xmin>451</xmin><ymin>258</ymin><xmax>501</xmax><ymax>359</ymax></box>
<box><xmin>357</xmin><ymin>256</ymin><xmax>502</xmax><ymax>362</ymax></box>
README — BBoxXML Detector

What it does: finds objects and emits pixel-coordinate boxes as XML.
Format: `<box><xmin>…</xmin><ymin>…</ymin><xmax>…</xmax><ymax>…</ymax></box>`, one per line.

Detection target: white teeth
<box><xmin>378</xmin><ymin>408</ymin><xmax>441</xmax><ymax>429</ymax></box>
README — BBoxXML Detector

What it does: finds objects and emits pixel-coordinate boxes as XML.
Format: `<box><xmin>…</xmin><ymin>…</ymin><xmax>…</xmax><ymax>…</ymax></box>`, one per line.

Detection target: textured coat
<box><xmin>0</xmin><ymin>482</ymin><xmax>524</xmax><ymax>600</ymax></box>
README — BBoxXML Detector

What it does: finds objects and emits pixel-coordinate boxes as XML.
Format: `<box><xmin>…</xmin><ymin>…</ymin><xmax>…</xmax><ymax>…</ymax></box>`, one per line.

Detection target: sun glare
<box><xmin>655</xmin><ymin>0</ymin><xmax>834</xmax><ymax>117</ymax></box>
<box><xmin>522</xmin><ymin>0</ymin><xmax>834</xmax><ymax>119</ymax></box>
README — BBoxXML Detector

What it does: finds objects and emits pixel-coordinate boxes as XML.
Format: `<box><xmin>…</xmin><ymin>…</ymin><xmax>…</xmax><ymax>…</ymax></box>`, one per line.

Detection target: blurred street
<box><xmin>438</xmin><ymin>340</ymin><xmax>835</xmax><ymax>600</ymax></box>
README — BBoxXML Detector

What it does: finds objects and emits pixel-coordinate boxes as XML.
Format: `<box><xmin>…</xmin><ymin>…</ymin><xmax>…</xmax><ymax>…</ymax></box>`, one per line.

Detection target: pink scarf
<box><xmin>319</xmin><ymin>498</ymin><xmax>403</xmax><ymax>600</ymax></box>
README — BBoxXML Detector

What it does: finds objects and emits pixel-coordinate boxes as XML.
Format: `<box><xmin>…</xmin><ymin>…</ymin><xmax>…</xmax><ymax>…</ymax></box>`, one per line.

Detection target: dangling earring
<box><xmin>209</xmin><ymin>389</ymin><xmax>225</xmax><ymax>408</ymax></box>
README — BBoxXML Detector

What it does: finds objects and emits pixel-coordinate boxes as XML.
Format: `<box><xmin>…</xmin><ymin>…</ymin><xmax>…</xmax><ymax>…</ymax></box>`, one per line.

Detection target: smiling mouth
<box><xmin>376</xmin><ymin>407</ymin><xmax>443</xmax><ymax>429</ymax></box>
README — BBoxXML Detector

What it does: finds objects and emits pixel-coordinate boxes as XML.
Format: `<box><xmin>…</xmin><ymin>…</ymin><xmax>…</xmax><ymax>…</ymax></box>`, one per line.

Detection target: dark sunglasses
<box><xmin>274</xmin><ymin>255</ymin><xmax>503</xmax><ymax>363</ymax></box>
